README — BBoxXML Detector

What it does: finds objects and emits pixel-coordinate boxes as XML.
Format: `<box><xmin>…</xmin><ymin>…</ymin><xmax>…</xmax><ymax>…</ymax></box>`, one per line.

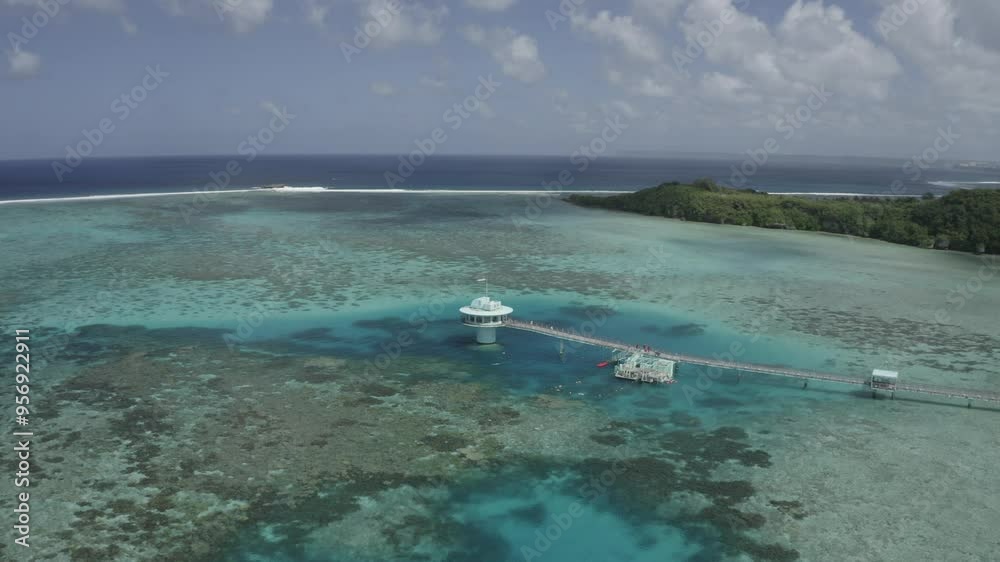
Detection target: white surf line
<box><xmin>0</xmin><ymin>188</ymin><xmax>634</xmax><ymax>206</ymax></box>
<box><xmin>324</xmin><ymin>189</ymin><xmax>633</xmax><ymax>194</ymax></box>
<box><xmin>0</xmin><ymin>189</ymin><xmax>260</xmax><ymax>205</ymax></box>
<box><xmin>928</xmin><ymin>181</ymin><xmax>1000</xmax><ymax>188</ymax></box>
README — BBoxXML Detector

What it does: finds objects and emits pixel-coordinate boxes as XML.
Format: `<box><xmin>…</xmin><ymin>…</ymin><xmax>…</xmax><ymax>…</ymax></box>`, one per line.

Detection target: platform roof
<box><xmin>460</xmin><ymin>306</ymin><xmax>513</xmax><ymax>315</ymax></box>
<box><xmin>461</xmin><ymin>296</ymin><xmax>513</xmax><ymax>315</ymax></box>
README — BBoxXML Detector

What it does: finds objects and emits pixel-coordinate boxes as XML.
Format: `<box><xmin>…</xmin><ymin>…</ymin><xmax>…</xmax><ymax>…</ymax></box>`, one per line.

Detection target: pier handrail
<box><xmin>503</xmin><ymin>319</ymin><xmax>1000</xmax><ymax>404</ymax></box>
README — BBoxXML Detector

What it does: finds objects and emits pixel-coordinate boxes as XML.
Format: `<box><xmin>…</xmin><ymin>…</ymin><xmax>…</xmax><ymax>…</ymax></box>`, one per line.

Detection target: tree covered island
<box><xmin>567</xmin><ymin>180</ymin><xmax>1000</xmax><ymax>255</ymax></box>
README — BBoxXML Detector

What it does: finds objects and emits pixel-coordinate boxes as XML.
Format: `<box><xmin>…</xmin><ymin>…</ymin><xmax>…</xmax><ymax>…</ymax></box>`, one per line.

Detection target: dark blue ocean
<box><xmin>1</xmin><ymin>154</ymin><xmax>998</xmax><ymax>201</ymax></box>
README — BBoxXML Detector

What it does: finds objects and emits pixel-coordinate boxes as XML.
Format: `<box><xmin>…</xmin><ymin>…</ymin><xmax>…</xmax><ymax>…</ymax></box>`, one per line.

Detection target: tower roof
<box><xmin>460</xmin><ymin>296</ymin><xmax>513</xmax><ymax>316</ymax></box>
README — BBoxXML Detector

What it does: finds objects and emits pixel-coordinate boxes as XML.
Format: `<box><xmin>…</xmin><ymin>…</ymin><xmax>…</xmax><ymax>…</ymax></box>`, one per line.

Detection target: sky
<box><xmin>2</xmin><ymin>0</ymin><xmax>999</xmax><ymax>161</ymax></box>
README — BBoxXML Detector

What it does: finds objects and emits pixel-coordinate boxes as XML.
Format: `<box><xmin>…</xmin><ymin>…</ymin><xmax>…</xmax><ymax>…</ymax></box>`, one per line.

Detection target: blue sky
<box><xmin>2</xmin><ymin>0</ymin><xmax>999</xmax><ymax>160</ymax></box>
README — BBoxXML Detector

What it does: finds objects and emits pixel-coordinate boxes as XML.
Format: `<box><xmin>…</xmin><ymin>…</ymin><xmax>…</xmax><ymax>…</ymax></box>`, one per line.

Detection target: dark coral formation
<box><xmin>669</xmin><ymin>411</ymin><xmax>703</xmax><ymax>428</ymax></box>
<box><xmin>641</xmin><ymin>322</ymin><xmax>708</xmax><ymax>337</ymax></box>
<box><xmin>770</xmin><ymin>499</ymin><xmax>809</xmax><ymax>520</ymax></box>
<box><xmin>590</xmin><ymin>433</ymin><xmax>628</xmax><ymax>446</ymax></box>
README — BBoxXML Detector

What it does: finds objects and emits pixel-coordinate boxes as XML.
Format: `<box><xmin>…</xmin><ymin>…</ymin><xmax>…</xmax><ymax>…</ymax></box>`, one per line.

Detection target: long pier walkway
<box><xmin>504</xmin><ymin>319</ymin><xmax>1000</xmax><ymax>406</ymax></box>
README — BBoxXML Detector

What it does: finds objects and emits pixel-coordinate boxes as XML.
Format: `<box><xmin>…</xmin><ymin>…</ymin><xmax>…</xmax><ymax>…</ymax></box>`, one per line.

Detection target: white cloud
<box><xmin>634</xmin><ymin>76</ymin><xmax>672</xmax><ymax>97</ymax></box>
<box><xmin>223</xmin><ymin>0</ymin><xmax>272</xmax><ymax>33</ymax></box>
<box><xmin>160</xmin><ymin>0</ymin><xmax>191</xmax><ymax>16</ymax></box>
<box><xmin>500</xmin><ymin>34</ymin><xmax>545</xmax><ymax>82</ymax></box>
<box><xmin>121</xmin><ymin>16</ymin><xmax>138</xmax><ymax>35</ymax></box>
<box><xmin>587</xmin><ymin>45</ymin><xmax>680</xmax><ymax>99</ymax></box>
<box><xmin>159</xmin><ymin>0</ymin><xmax>185</xmax><ymax>16</ymax></box>
<box><xmin>419</xmin><ymin>76</ymin><xmax>448</xmax><ymax>89</ymax></box>
<box><xmin>950</xmin><ymin>0</ymin><xmax>1000</xmax><ymax>51</ymax></box>
<box><xmin>259</xmin><ymin>100</ymin><xmax>283</xmax><ymax>114</ymax></box>
<box><xmin>632</xmin><ymin>0</ymin><xmax>686</xmax><ymax>24</ymax></box>
<box><xmin>878</xmin><ymin>0</ymin><xmax>1000</xmax><ymax>113</ymax></box>
<box><xmin>553</xmin><ymin>93</ymin><xmax>638</xmax><ymax>134</ymax></box>
<box><xmin>478</xmin><ymin>100</ymin><xmax>497</xmax><ymax>119</ymax></box>
<box><xmin>157</xmin><ymin>0</ymin><xmax>271</xmax><ymax>33</ymax></box>
<box><xmin>699</xmin><ymin>72</ymin><xmax>761</xmax><ymax>104</ymax></box>
<box><xmin>366</xmin><ymin>0</ymin><xmax>448</xmax><ymax>47</ymax></box>
<box><xmin>680</xmin><ymin>0</ymin><xmax>900</xmax><ymax>100</ymax></box>
<box><xmin>370</xmin><ymin>81</ymin><xmax>396</xmax><ymax>96</ymax></box>
<box><xmin>680</xmin><ymin>0</ymin><xmax>768</xmax><ymax>55</ymax></box>
<box><xmin>555</xmin><ymin>99</ymin><xmax>597</xmax><ymax>134</ymax></box>
<box><xmin>5</xmin><ymin>0</ymin><xmax>126</xmax><ymax>17</ymax></box>
<box><xmin>79</xmin><ymin>0</ymin><xmax>126</xmax><ymax>11</ymax></box>
<box><xmin>609</xmin><ymin>99</ymin><xmax>640</xmax><ymax>120</ymax></box>
<box><xmin>4</xmin><ymin>0</ymin><xmax>123</xmax><ymax>10</ymax></box>
<box><xmin>303</xmin><ymin>0</ymin><xmax>332</xmax><ymax>27</ymax></box>
<box><xmin>7</xmin><ymin>49</ymin><xmax>40</xmax><ymax>78</ymax></box>
<box><xmin>466</xmin><ymin>0</ymin><xmax>517</xmax><ymax>12</ymax></box>
<box><xmin>777</xmin><ymin>1</ymin><xmax>900</xmax><ymax>100</ymax></box>
<box><xmin>571</xmin><ymin>10</ymin><xmax>662</xmax><ymax>63</ymax></box>
<box><xmin>460</xmin><ymin>24</ymin><xmax>486</xmax><ymax>44</ymax></box>
<box><xmin>462</xmin><ymin>25</ymin><xmax>546</xmax><ymax>83</ymax></box>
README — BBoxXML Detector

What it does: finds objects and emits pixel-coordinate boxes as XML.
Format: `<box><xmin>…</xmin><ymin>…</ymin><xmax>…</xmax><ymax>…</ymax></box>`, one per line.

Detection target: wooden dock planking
<box><xmin>503</xmin><ymin>319</ymin><xmax>1000</xmax><ymax>405</ymax></box>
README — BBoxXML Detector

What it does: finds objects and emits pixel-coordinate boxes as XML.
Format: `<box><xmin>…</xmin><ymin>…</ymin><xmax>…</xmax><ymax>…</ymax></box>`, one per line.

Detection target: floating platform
<box><xmin>612</xmin><ymin>350</ymin><xmax>675</xmax><ymax>383</ymax></box>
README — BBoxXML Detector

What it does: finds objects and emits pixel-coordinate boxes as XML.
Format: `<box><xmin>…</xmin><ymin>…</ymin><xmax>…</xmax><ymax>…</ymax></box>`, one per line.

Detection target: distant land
<box><xmin>956</xmin><ymin>160</ymin><xmax>1000</xmax><ymax>169</ymax></box>
<box><xmin>618</xmin><ymin>151</ymin><xmax>1000</xmax><ymax>168</ymax></box>
<box><xmin>568</xmin><ymin>179</ymin><xmax>1000</xmax><ymax>255</ymax></box>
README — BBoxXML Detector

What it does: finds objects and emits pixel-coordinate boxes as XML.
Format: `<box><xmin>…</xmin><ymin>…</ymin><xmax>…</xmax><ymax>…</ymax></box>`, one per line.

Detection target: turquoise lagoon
<box><xmin>1</xmin><ymin>191</ymin><xmax>998</xmax><ymax>561</ymax></box>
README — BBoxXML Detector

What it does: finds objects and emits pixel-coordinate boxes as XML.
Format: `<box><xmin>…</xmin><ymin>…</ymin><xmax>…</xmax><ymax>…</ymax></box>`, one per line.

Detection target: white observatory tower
<box><xmin>459</xmin><ymin>279</ymin><xmax>513</xmax><ymax>344</ymax></box>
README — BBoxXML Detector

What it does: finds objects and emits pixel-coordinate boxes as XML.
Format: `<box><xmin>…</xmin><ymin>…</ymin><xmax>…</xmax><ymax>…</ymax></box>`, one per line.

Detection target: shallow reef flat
<box><xmin>1</xmin><ymin>192</ymin><xmax>998</xmax><ymax>561</ymax></box>
<box><xmin>4</xmin><ymin>193</ymin><xmax>998</xmax><ymax>387</ymax></box>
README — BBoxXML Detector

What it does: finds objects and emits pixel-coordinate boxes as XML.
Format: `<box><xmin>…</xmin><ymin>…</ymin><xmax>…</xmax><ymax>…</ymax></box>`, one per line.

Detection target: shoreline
<box><xmin>575</xmin><ymin>204</ymin><xmax>996</xmax><ymax>258</ymax></box>
<box><xmin>565</xmin><ymin>184</ymin><xmax>999</xmax><ymax>257</ymax></box>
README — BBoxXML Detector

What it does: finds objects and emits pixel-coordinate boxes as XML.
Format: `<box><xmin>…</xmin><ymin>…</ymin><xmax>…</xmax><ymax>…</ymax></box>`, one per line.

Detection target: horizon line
<box><xmin>0</xmin><ymin>152</ymin><xmax>993</xmax><ymax>165</ymax></box>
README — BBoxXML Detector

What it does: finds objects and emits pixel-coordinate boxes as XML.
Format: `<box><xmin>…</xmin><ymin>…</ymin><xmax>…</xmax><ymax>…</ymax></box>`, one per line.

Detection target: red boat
<box><xmin>596</xmin><ymin>361</ymin><xmax>610</xmax><ymax>368</ymax></box>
